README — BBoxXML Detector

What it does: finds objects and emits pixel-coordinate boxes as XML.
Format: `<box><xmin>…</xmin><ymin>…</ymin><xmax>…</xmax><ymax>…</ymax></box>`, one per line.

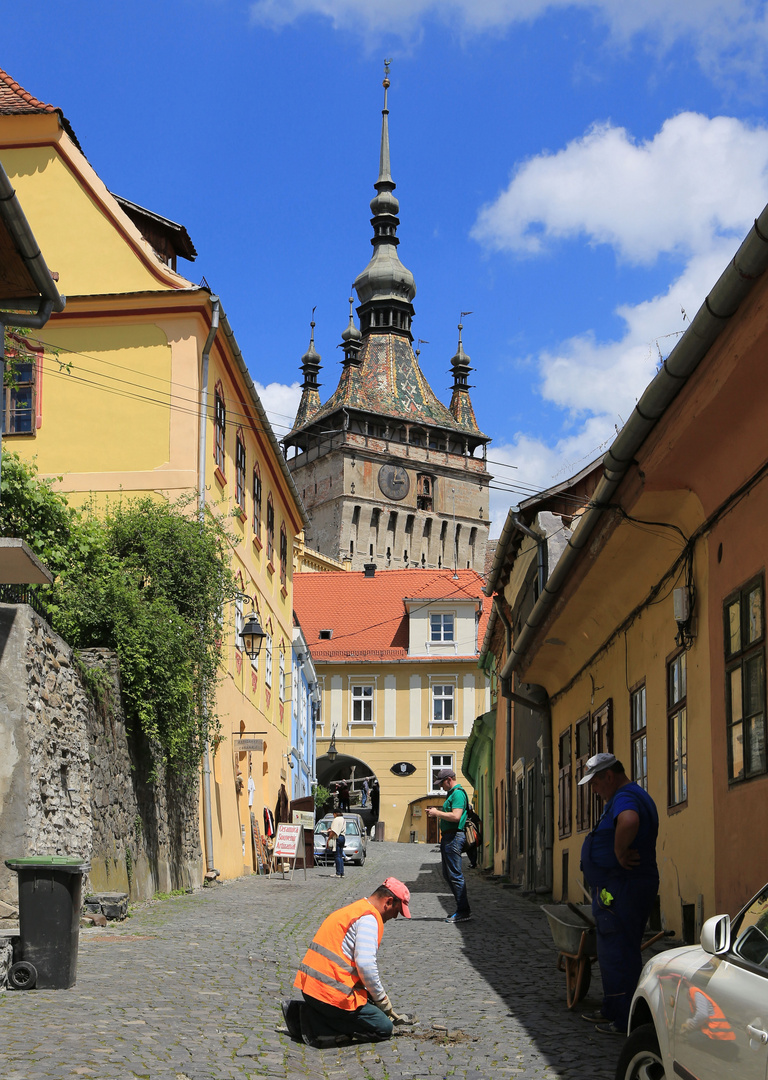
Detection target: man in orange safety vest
<box><xmin>282</xmin><ymin>878</ymin><xmax>414</xmax><ymax>1047</ymax></box>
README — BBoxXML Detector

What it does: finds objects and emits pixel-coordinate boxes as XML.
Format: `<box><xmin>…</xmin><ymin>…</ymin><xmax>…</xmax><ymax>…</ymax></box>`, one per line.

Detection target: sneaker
<box><xmin>445</xmin><ymin>912</ymin><xmax>471</xmax><ymax>923</ymax></box>
<box><xmin>281</xmin><ymin>999</ymin><xmax>303</xmax><ymax>1041</ymax></box>
<box><xmin>594</xmin><ymin>1022</ymin><xmax>625</xmax><ymax>1036</ymax></box>
<box><xmin>581</xmin><ymin>1010</ymin><xmax>609</xmax><ymax>1023</ymax></box>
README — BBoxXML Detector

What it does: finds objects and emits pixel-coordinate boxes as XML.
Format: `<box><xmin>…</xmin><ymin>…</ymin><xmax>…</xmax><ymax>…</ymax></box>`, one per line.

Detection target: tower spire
<box><xmin>290</xmin><ymin>310</ymin><xmax>323</xmax><ymax>430</ymax></box>
<box><xmin>449</xmin><ymin>313</ymin><xmax>482</xmax><ymax>434</ymax></box>
<box><xmin>352</xmin><ymin>61</ymin><xmax>416</xmax><ymax>339</ymax></box>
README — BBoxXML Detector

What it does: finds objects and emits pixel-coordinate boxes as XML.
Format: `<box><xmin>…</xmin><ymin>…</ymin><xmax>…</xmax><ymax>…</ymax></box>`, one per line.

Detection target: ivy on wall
<box><xmin>0</xmin><ymin>451</ymin><xmax>237</xmax><ymax>774</ymax></box>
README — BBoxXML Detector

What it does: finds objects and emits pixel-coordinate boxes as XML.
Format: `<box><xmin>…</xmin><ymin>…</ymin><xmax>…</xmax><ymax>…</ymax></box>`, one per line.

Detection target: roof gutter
<box><xmin>501</xmin><ymin>202</ymin><xmax>768</xmax><ymax>680</ymax></box>
<box><xmin>218</xmin><ymin>307</ymin><xmax>309</xmax><ymax>531</ymax></box>
<box><xmin>0</xmin><ymin>163</ymin><xmax>65</xmax><ymax>327</ymax></box>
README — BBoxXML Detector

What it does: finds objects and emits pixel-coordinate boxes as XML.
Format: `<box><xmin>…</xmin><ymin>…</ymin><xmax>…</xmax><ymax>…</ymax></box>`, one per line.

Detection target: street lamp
<box><xmin>240</xmin><ymin>610</ymin><xmax>266</xmax><ymax>660</ymax></box>
<box><xmin>327</xmin><ymin>726</ymin><xmax>338</xmax><ymax>763</ymax></box>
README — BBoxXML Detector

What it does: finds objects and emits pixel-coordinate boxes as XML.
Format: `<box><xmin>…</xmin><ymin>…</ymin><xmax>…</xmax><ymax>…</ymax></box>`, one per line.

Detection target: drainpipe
<box><xmin>510</xmin><ymin>513</ymin><xmax>546</xmax><ymax>599</ymax></box>
<box><xmin>0</xmin><ymin>162</ymin><xmax>65</xmax><ymax>490</ymax></box>
<box><xmin>495</xmin><ymin>599</ymin><xmax>514</xmax><ymax>878</ymax></box>
<box><xmin>199</xmin><ymin>297</ymin><xmax>220</xmax><ymax>878</ymax></box>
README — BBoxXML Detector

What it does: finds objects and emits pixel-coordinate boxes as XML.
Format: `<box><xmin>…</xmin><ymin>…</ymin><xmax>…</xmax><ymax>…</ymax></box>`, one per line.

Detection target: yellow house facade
<box><xmin>0</xmin><ymin>69</ymin><xmax>308</xmax><ymax>885</ymax></box>
<box><xmin>293</xmin><ymin>567</ymin><xmax>490</xmax><ymax>843</ymax></box>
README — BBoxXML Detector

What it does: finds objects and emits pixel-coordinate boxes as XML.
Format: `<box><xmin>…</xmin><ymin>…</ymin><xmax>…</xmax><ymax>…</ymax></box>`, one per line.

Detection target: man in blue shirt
<box><xmin>579</xmin><ymin>753</ymin><xmax>659</xmax><ymax>1035</ymax></box>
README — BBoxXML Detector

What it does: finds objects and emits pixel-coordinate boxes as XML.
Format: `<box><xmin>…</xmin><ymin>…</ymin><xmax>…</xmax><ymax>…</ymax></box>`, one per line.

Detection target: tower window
<box><xmin>417</xmin><ymin>474</ymin><xmax>434</xmax><ymax>511</ymax></box>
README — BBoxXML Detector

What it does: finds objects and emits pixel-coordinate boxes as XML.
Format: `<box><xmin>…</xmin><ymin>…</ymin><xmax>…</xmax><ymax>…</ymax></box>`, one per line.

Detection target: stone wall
<box><xmin>0</xmin><ymin>604</ymin><xmax>202</xmax><ymax>905</ymax></box>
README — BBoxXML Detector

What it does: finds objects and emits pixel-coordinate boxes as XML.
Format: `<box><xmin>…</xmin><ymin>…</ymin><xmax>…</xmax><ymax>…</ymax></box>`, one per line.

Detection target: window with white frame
<box><xmin>351</xmin><ymin>684</ymin><xmax>374</xmax><ymax>724</ymax></box>
<box><xmin>432</xmin><ymin>683</ymin><xmax>454</xmax><ymax>725</ymax></box>
<box><xmin>279</xmin><ymin>647</ymin><xmax>285</xmax><ymax>702</ymax></box>
<box><xmin>430</xmin><ymin>612</ymin><xmax>455</xmax><ymax>642</ymax></box>
<box><xmin>265</xmin><ymin>635</ymin><xmax>273</xmax><ymax>687</ymax></box>
<box><xmin>430</xmin><ymin>753</ymin><xmax>454</xmax><ymax>792</ymax></box>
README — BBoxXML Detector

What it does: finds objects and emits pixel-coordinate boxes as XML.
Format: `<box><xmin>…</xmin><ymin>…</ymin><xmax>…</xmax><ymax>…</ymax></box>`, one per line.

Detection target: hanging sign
<box><xmin>292</xmin><ymin>810</ymin><xmax>315</xmax><ymax>829</ymax></box>
<box><xmin>235</xmin><ymin>738</ymin><xmax>265</xmax><ymax>752</ymax></box>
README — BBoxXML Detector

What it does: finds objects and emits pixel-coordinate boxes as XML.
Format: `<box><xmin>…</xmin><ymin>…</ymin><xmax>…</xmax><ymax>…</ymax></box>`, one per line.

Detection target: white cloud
<box><xmin>249</xmin><ymin>0</ymin><xmax>768</xmax><ymax>81</ymax></box>
<box><xmin>479</xmin><ymin>113</ymin><xmax>768</xmax><ymax>533</ymax></box>
<box><xmin>472</xmin><ymin>113</ymin><xmax>768</xmax><ymax>264</ymax></box>
<box><xmin>254</xmin><ymin>380</ymin><xmax>302</xmax><ymax>440</ymax></box>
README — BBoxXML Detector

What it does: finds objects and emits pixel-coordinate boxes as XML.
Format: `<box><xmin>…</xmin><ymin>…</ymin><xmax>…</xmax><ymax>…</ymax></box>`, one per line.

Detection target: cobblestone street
<box><xmin>0</xmin><ymin>841</ymin><xmax>619</xmax><ymax>1080</ymax></box>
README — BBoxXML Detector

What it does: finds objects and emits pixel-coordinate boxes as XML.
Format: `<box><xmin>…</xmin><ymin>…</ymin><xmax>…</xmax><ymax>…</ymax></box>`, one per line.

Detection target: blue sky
<box><xmin>6</xmin><ymin>1</ymin><xmax>768</xmax><ymax>534</ymax></box>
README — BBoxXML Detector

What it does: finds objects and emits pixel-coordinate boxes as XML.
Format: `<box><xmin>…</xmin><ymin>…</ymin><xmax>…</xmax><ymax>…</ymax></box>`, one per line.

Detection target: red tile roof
<box><xmin>293</xmin><ymin>568</ymin><xmax>489</xmax><ymax>662</ymax></box>
<box><xmin>0</xmin><ymin>68</ymin><xmax>82</xmax><ymax>151</ymax></box>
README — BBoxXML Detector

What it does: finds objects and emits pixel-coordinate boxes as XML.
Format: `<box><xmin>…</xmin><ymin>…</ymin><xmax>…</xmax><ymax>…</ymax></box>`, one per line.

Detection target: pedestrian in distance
<box><xmin>337</xmin><ymin>778</ymin><xmax>350</xmax><ymax>813</ymax></box>
<box><xmin>426</xmin><ymin>768</ymin><xmax>471</xmax><ymax>923</ymax></box>
<box><xmin>328</xmin><ymin>813</ymin><xmax>346</xmax><ymax>878</ymax></box>
<box><xmin>283</xmin><ymin>878</ymin><xmax>416</xmax><ymax>1047</ymax></box>
<box><xmin>369</xmin><ymin>777</ymin><xmax>380</xmax><ymax>823</ymax></box>
<box><xmin>578</xmin><ymin>753</ymin><xmax>659</xmax><ymax>1036</ymax></box>
<box><xmin>361</xmin><ymin>777</ymin><xmax>369</xmax><ymax>808</ymax></box>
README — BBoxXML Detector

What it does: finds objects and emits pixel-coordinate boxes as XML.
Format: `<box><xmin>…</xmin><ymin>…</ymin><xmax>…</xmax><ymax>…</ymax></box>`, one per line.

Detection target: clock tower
<box><xmin>283</xmin><ymin>72</ymin><xmax>491</xmax><ymax>573</ymax></box>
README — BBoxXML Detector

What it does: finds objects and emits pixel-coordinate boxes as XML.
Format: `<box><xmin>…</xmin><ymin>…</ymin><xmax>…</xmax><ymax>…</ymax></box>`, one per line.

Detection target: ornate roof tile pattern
<box><xmin>305</xmin><ymin>332</ymin><xmax>486</xmax><ymax>436</ymax></box>
<box><xmin>449</xmin><ymin>387</ymin><xmax>482</xmax><ymax>434</ymax></box>
<box><xmin>0</xmin><ymin>68</ymin><xmax>83</xmax><ymax>151</ymax></box>
<box><xmin>293</xmin><ymin>567</ymin><xmax>489</xmax><ymax>662</ymax></box>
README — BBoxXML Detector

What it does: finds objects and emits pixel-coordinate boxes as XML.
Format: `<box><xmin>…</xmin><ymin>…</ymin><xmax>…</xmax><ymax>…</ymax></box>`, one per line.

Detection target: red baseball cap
<box><xmin>383</xmin><ymin>877</ymin><xmax>412</xmax><ymax>918</ymax></box>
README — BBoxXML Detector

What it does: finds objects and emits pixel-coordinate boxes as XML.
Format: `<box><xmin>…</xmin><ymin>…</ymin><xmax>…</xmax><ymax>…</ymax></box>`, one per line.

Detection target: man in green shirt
<box><xmin>426</xmin><ymin>768</ymin><xmax>471</xmax><ymax>923</ymax></box>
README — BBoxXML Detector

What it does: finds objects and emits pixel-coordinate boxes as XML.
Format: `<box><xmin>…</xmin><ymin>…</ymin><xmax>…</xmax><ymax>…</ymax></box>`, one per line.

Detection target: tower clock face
<box><xmin>378</xmin><ymin>464</ymin><xmax>410</xmax><ymax>500</ymax></box>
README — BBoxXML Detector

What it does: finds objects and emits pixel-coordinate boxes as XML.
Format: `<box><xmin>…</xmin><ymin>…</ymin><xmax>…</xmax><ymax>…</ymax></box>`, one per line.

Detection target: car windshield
<box><xmin>731</xmin><ymin>885</ymin><xmax>768</xmax><ymax>967</ymax></box>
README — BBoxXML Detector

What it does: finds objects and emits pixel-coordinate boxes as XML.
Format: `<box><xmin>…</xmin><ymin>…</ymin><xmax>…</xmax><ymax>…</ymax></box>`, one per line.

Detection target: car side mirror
<box><xmin>701</xmin><ymin>914</ymin><xmax>731</xmax><ymax>955</ymax></box>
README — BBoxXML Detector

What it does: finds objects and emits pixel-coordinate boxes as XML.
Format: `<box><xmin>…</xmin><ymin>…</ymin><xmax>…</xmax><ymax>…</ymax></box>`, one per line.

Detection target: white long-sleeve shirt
<box><xmin>339</xmin><ymin>901</ymin><xmax>385</xmax><ymax>1000</ymax></box>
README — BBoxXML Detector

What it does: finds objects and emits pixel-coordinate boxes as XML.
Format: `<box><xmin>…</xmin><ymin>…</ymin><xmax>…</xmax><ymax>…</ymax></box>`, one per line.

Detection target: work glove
<box><xmin>375</xmin><ymin>993</ymin><xmax>394</xmax><ymax>1017</ymax></box>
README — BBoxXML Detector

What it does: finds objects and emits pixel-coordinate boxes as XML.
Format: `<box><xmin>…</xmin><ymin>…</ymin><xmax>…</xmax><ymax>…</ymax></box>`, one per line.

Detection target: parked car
<box><xmin>617</xmin><ymin>882</ymin><xmax>768</xmax><ymax>1079</ymax></box>
<box><xmin>314</xmin><ymin>813</ymin><xmax>367</xmax><ymax>866</ymax></box>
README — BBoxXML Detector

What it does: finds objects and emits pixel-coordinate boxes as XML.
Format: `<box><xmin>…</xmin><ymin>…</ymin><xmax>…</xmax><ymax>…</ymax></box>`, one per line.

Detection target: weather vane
<box><xmin>384</xmin><ymin>58</ymin><xmax>392</xmax><ymax>77</ymax></box>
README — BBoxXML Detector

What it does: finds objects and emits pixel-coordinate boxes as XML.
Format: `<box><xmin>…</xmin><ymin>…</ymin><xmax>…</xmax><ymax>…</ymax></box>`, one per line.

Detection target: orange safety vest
<box><xmin>687</xmin><ymin>987</ymin><xmax>736</xmax><ymax>1041</ymax></box>
<box><xmin>294</xmin><ymin>898</ymin><xmax>384</xmax><ymax>1011</ymax></box>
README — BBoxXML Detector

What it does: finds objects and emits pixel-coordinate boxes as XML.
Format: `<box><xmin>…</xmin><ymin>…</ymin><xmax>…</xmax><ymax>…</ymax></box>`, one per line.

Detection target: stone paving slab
<box><xmin>0</xmin><ymin>842</ymin><xmax>621</xmax><ymax>1079</ymax></box>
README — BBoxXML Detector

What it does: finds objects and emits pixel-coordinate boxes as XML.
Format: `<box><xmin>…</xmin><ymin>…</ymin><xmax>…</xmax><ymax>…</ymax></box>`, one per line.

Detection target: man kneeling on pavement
<box><xmin>282</xmin><ymin>878</ymin><xmax>415</xmax><ymax>1047</ymax></box>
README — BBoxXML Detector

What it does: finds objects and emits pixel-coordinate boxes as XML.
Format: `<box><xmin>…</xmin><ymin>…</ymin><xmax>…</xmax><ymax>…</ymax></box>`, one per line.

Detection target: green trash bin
<box><xmin>5</xmin><ymin>856</ymin><xmax>90</xmax><ymax>990</ymax></box>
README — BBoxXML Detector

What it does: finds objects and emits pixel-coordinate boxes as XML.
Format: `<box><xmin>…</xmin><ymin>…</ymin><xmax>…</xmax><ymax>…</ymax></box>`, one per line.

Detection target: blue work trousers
<box><xmin>593</xmin><ymin>875</ymin><xmax>658</xmax><ymax>1028</ymax></box>
<box><xmin>440</xmin><ymin>829</ymin><xmax>470</xmax><ymax>917</ymax></box>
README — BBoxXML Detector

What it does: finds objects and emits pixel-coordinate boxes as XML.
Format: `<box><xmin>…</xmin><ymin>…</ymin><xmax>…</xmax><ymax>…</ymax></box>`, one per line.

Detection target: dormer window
<box><xmin>430</xmin><ymin>613</ymin><xmax>454</xmax><ymax>643</ymax></box>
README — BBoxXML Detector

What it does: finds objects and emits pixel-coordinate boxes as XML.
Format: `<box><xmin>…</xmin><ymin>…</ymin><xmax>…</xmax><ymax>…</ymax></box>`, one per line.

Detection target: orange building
<box><xmin>482</xmin><ymin>201</ymin><xmax>768</xmax><ymax>936</ymax></box>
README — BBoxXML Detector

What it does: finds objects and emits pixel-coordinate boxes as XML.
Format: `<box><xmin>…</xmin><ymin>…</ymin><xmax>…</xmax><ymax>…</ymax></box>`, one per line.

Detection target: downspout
<box><xmin>508</xmin><ymin>514</ymin><xmax>553</xmax><ymax>893</ymax></box>
<box><xmin>495</xmin><ymin>599</ymin><xmax>514</xmax><ymax>879</ymax></box>
<box><xmin>199</xmin><ymin>297</ymin><xmax>220</xmax><ymax>878</ymax></box>
<box><xmin>0</xmin><ymin>162</ymin><xmax>65</xmax><ymax>490</ymax></box>
<box><xmin>510</xmin><ymin>513</ymin><xmax>546</xmax><ymax>599</ymax></box>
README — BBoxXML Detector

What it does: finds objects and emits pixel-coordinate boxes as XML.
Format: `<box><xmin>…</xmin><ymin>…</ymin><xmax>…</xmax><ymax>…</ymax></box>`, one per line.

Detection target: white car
<box><xmin>617</xmin><ymin>883</ymin><xmax>768</xmax><ymax>1079</ymax></box>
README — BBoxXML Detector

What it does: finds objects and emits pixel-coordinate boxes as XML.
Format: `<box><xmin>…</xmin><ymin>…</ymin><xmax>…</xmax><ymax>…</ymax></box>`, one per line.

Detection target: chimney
<box><xmin>363</xmin><ymin>563</ymin><xmax>377</xmax><ymax>578</ymax></box>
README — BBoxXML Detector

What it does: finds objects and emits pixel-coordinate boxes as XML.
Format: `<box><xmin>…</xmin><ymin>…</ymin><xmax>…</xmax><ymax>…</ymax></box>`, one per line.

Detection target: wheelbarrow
<box><xmin>542</xmin><ymin>902</ymin><xmax>597</xmax><ymax>1008</ymax></box>
<box><xmin>542</xmin><ymin>901</ymin><xmax>674</xmax><ymax>1009</ymax></box>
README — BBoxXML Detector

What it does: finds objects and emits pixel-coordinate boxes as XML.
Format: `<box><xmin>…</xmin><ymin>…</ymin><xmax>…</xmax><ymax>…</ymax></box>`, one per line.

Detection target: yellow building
<box><xmin>0</xmin><ymin>68</ymin><xmax>308</xmax><ymax>884</ymax></box>
<box><xmin>293</xmin><ymin>567</ymin><xmax>490</xmax><ymax>842</ymax></box>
